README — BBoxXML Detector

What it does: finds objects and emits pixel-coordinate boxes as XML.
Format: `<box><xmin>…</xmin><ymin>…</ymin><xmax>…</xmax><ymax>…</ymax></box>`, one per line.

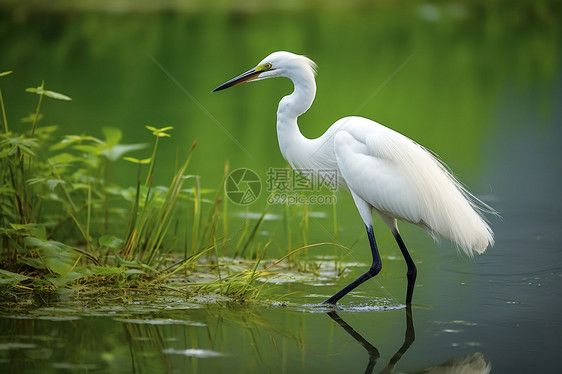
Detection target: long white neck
<box><xmin>276</xmin><ymin>67</ymin><xmax>317</xmax><ymax>170</ymax></box>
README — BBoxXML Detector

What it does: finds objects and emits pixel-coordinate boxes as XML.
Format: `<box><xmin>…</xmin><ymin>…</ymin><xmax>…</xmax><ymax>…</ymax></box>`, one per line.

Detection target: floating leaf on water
<box><xmin>37</xmin><ymin>315</ymin><xmax>81</xmax><ymax>321</ymax></box>
<box><xmin>258</xmin><ymin>272</ymin><xmax>319</xmax><ymax>284</ymax></box>
<box><xmin>114</xmin><ymin>318</ymin><xmax>206</xmax><ymax>327</ymax></box>
<box><xmin>434</xmin><ymin>320</ymin><xmax>479</xmax><ymax>326</ymax></box>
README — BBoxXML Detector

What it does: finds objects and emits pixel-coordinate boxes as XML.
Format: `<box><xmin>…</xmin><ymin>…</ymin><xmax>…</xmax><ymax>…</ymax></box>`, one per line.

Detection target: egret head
<box><xmin>212</xmin><ymin>51</ymin><xmax>317</xmax><ymax>92</ymax></box>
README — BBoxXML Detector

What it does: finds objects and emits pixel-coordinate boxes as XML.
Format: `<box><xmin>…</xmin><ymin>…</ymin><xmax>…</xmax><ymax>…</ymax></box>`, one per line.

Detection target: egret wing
<box><xmin>333</xmin><ymin>117</ymin><xmax>424</xmax><ymax>225</ymax></box>
<box><xmin>332</xmin><ymin>116</ymin><xmax>493</xmax><ymax>254</ymax></box>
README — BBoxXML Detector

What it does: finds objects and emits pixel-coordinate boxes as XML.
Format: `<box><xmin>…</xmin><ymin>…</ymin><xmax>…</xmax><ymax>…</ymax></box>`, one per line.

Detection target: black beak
<box><xmin>212</xmin><ymin>68</ymin><xmax>262</xmax><ymax>92</ymax></box>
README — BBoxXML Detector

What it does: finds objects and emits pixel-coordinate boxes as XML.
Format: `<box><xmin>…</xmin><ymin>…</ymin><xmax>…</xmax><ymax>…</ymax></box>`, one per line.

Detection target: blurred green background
<box><xmin>1</xmin><ymin>2</ymin><xmax>561</xmax><ymax>373</ymax></box>
<box><xmin>0</xmin><ymin>0</ymin><xmax>559</xmax><ymax>255</ymax></box>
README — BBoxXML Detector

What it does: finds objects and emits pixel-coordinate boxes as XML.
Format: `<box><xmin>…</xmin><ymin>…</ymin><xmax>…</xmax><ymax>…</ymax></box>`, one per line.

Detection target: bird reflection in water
<box><xmin>327</xmin><ymin>306</ymin><xmax>491</xmax><ymax>374</ymax></box>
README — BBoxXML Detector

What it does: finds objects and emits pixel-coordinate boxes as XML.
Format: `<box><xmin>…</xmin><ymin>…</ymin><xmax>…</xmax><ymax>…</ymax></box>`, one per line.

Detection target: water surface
<box><xmin>1</xmin><ymin>2</ymin><xmax>561</xmax><ymax>373</ymax></box>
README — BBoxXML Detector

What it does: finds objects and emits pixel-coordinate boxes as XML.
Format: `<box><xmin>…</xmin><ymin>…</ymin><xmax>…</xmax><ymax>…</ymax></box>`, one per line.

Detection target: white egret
<box><xmin>213</xmin><ymin>51</ymin><xmax>495</xmax><ymax>305</ymax></box>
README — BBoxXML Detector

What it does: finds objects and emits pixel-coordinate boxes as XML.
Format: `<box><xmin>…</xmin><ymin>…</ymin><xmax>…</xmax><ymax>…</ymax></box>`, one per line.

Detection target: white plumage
<box><xmin>332</xmin><ymin>117</ymin><xmax>494</xmax><ymax>256</ymax></box>
<box><xmin>213</xmin><ymin>51</ymin><xmax>495</xmax><ymax>305</ymax></box>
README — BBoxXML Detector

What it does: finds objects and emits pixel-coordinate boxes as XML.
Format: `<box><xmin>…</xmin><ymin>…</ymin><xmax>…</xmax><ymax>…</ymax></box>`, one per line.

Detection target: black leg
<box><xmin>327</xmin><ymin>311</ymin><xmax>380</xmax><ymax>373</ymax></box>
<box><xmin>392</xmin><ymin>229</ymin><xmax>417</xmax><ymax>304</ymax></box>
<box><xmin>384</xmin><ymin>304</ymin><xmax>416</xmax><ymax>371</ymax></box>
<box><xmin>324</xmin><ymin>225</ymin><xmax>382</xmax><ymax>305</ymax></box>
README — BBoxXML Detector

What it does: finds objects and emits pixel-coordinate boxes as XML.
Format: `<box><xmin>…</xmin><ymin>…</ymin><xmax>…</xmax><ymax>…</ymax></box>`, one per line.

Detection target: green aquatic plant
<box><xmin>120</xmin><ymin>126</ymin><xmax>197</xmax><ymax>264</ymax></box>
<box><xmin>0</xmin><ymin>76</ymin><xmax>345</xmax><ymax>308</ymax></box>
<box><xmin>0</xmin><ymin>79</ymin><xmax>202</xmax><ymax>297</ymax></box>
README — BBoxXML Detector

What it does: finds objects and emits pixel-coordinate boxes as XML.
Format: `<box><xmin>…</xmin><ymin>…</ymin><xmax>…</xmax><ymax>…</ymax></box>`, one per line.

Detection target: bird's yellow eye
<box><xmin>256</xmin><ymin>63</ymin><xmax>273</xmax><ymax>72</ymax></box>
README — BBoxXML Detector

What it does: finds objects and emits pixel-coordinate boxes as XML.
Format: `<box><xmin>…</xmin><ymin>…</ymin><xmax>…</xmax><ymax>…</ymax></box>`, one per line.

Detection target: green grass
<box><xmin>0</xmin><ymin>73</ymin><xmax>346</xmax><ymax>308</ymax></box>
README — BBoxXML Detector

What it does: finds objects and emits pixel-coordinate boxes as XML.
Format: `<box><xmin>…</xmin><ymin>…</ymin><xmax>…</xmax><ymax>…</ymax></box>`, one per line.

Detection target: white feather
<box><xmin>332</xmin><ymin>116</ymin><xmax>494</xmax><ymax>256</ymax></box>
<box><xmin>218</xmin><ymin>50</ymin><xmax>496</xmax><ymax>257</ymax></box>
<box><xmin>214</xmin><ymin>51</ymin><xmax>497</xmax><ymax>304</ymax></box>
<box><xmin>262</xmin><ymin>51</ymin><xmax>495</xmax><ymax>256</ymax></box>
